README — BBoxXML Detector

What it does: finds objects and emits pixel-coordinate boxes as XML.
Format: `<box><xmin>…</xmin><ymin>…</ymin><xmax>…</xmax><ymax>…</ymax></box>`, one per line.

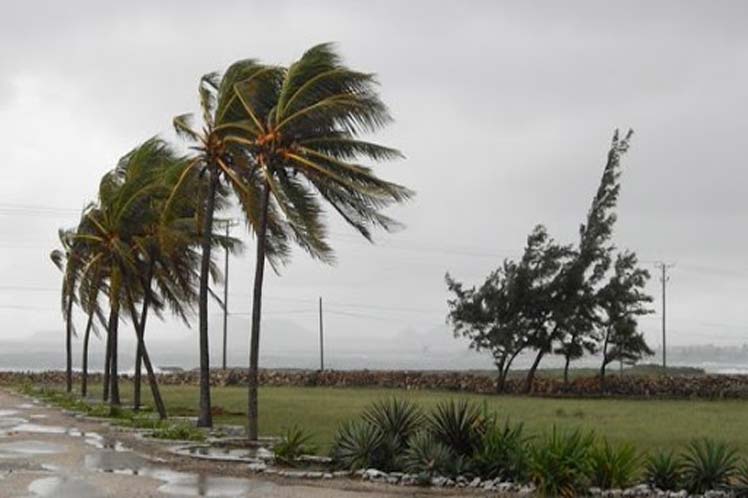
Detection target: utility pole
<box><xmin>218</xmin><ymin>219</ymin><xmax>239</xmax><ymax>370</ymax></box>
<box><xmin>318</xmin><ymin>297</ymin><xmax>324</xmax><ymax>371</ymax></box>
<box><xmin>655</xmin><ymin>262</ymin><xmax>674</xmax><ymax>371</ymax></box>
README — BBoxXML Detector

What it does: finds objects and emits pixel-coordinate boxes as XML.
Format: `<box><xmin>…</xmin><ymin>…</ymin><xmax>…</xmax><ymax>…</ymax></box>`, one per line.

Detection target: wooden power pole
<box><xmin>319</xmin><ymin>297</ymin><xmax>324</xmax><ymax>371</ymax></box>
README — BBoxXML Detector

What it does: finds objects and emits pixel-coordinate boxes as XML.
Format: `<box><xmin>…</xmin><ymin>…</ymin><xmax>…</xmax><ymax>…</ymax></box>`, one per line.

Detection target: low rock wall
<box><xmin>2</xmin><ymin>369</ymin><xmax>748</xmax><ymax>399</ymax></box>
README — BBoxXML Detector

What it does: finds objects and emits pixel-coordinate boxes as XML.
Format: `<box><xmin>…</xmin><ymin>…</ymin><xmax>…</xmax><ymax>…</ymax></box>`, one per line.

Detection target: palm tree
<box><xmin>75</xmin><ymin>140</ymin><xmax>177</xmax><ymax>415</ymax></box>
<box><xmin>50</xmin><ymin>229</ymin><xmax>78</xmax><ymax>394</ymax></box>
<box><xmin>226</xmin><ymin>43</ymin><xmax>413</xmax><ymax>440</ymax></box>
<box><xmin>172</xmin><ymin>66</ymin><xmax>288</xmax><ymax>427</ymax></box>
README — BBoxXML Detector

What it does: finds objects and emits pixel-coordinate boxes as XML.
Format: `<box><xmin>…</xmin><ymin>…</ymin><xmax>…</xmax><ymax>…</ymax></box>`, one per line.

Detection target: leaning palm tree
<box><xmin>171</xmin><ymin>65</ymin><xmax>289</xmax><ymax>427</ymax></box>
<box><xmin>50</xmin><ymin>229</ymin><xmax>79</xmax><ymax>393</ymax></box>
<box><xmin>228</xmin><ymin>43</ymin><xmax>413</xmax><ymax>440</ymax></box>
<box><xmin>75</xmin><ymin>142</ymin><xmax>174</xmax><ymax>415</ymax></box>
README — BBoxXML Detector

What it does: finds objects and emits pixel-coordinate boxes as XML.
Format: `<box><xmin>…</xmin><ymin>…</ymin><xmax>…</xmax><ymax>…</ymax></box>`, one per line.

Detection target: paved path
<box><xmin>0</xmin><ymin>388</ymin><xmax>476</xmax><ymax>498</ymax></box>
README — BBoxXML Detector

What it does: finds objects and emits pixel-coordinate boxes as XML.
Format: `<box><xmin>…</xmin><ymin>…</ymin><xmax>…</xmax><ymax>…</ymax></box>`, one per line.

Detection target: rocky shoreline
<box><xmin>3</xmin><ymin>369</ymin><xmax>748</xmax><ymax>399</ymax></box>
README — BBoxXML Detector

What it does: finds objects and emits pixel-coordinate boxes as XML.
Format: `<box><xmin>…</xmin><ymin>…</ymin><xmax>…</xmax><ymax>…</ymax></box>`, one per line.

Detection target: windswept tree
<box><xmin>233</xmin><ymin>43</ymin><xmax>413</xmax><ymax>440</ymax></box>
<box><xmin>74</xmin><ymin>138</ymin><xmax>192</xmax><ymax>417</ymax></box>
<box><xmin>446</xmin><ymin>226</ymin><xmax>570</xmax><ymax>392</ymax></box>
<box><xmin>175</xmin><ymin>43</ymin><xmax>412</xmax><ymax>438</ymax></box>
<box><xmin>50</xmin><ymin>228</ymin><xmax>80</xmax><ymax>393</ymax></box>
<box><xmin>171</xmin><ymin>62</ymin><xmax>288</xmax><ymax>427</ymax></box>
<box><xmin>523</xmin><ymin>130</ymin><xmax>633</xmax><ymax>392</ymax></box>
<box><xmin>446</xmin><ymin>262</ymin><xmax>527</xmax><ymax>393</ymax></box>
<box><xmin>598</xmin><ymin>251</ymin><xmax>653</xmax><ymax>387</ymax></box>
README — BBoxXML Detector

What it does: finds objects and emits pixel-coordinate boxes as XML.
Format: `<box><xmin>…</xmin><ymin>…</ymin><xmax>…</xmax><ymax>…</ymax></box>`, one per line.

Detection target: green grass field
<box><xmin>61</xmin><ymin>381</ymin><xmax>748</xmax><ymax>455</ymax></box>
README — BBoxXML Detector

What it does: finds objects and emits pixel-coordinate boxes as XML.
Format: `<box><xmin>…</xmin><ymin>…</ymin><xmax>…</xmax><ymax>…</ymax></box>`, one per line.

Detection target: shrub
<box><xmin>529</xmin><ymin>427</ymin><xmax>594</xmax><ymax>498</ymax></box>
<box><xmin>362</xmin><ymin>398</ymin><xmax>423</xmax><ymax>449</ymax></box>
<box><xmin>644</xmin><ymin>450</ymin><xmax>683</xmax><ymax>491</ymax></box>
<box><xmin>427</xmin><ymin>400</ymin><xmax>484</xmax><ymax>457</ymax></box>
<box><xmin>472</xmin><ymin>420</ymin><xmax>531</xmax><ymax>482</ymax></box>
<box><xmin>151</xmin><ymin>423</ymin><xmax>206</xmax><ymax>442</ymax></box>
<box><xmin>330</xmin><ymin>420</ymin><xmax>386</xmax><ymax>471</ymax></box>
<box><xmin>401</xmin><ymin>431</ymin><xmax>453</xmax><ymax>476</ymax></box>
<box><xmin>681</xmin><ymin>439</ymin><xmax>739</xmax><ymax>494</ymax></box>
<box><xmin>588</xmin><ymin>439</ymin><xmax>640</xmax><ymax>489</ymax></box>
<box><xmin>273</xmin><ymin>425</ymin><xmax>317</xmax><ymax>465</ymax></box>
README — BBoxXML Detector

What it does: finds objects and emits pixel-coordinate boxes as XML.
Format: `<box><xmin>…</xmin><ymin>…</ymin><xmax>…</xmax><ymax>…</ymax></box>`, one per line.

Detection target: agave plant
<box><xmin>427</xmin><ymin>400</ymin><xmax>485</xmax><ymax>457</ymax></box>
<box><xmin>588</xmin><ymin>439</ymin><xmax>641</xmax><ymax>489</ymax></box>
<box><xmin>644</xmin><ymin>450</ymin><xmax>683</xmax><ymax>491</ymax></box>
<box><xmin>330</xmin><ymin>420</ymin><xmax>386</xmax><ymax>471</ymax></box>
<box><xmin>273</xmin><ymin>425</ymin><xmax>317</xmax><ymax>465</ymax></box>
<box><xmin>529</xmin><ymin>427</ymin><xmax>594</xmax><ymax>498</ymax></box>
<box><xmin>681</xmin><ymin>438</ymin><xmax>739</xmax><ymax>494</ymax></box>
<box><xmin>733</xmin><ymin>463</ymin><xmax>748</xmax><ymax>498</ymax></box>
<box><xmin>362</xmin><ymin>398</ymin><xmax>423</xmax><ymax>448</ymax></box>
<box><xmin>401</xmin><ymin>431</ymin><xmax>453</xmax><ymax>477</ymax></box>
<box><xmin>473</xmin><ymin>420</ymin><xmax>531</xmax><ymax>482</ymax></box>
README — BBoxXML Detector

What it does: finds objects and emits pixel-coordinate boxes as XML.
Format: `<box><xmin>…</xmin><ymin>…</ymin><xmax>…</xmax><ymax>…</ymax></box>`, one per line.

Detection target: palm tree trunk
<box><xmin>248</xmin><ymin>183</ymin><xmax>271</xmax><ymax>441</ymax></box>
<box><xmin>81</xmin><ymin>310</ymin><xmax>94</xmax><ymax>397</ymax></box>
<box><xmin>103</xmin><ymin>309</ymin><xmax>113</xmax><ymax>402</ymax></box>
<box><xmin>65</xmin><ymin>295</ymin><xmax>73</xmax><ymax>393</ymax></box>
<box><xmin>126</xmin><ymin>292</ymin><xmax>167</xmax><ymax>420</ymax></box>
<box><xmin>197</xmin><ymin>173</ymin><xmax>219</xmax><ymax>428</ymax></box>
<box><xmin>600</xmin><ymin>328</ymin><xmax>610</xmax><ymax>392</ymax></box>
<box><xmin>109</xmin><ymin>303</ymin><xmax>120</xmax><ymax>408</ymax></box>
<box><xmin>133</xmin><ymin>266</ymin><xmax>154</xmax><ymax>411</ymax></box>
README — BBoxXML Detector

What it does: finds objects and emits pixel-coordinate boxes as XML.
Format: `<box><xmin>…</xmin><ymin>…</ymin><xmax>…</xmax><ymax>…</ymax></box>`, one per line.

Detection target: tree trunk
<box><xmin>248</xmin><ymin>183</ymin><xmax>271</xmax><ymax>441</ymax></box>
<box><xmin>65</xmin><ymin>295</ymin><xmax>73</xmax><ymax>393</ymax></box>
<box><xmin>126</xmin><ymin>292</ymin><xmax>167</xmax><ymax>420</ymax></box>
<box><xmin>563</xmin><ymin>355</ymin><xmax>571</xmax><ymax>385</ymax></box>
<box><xmin>600</xmin><ymin>326</ymin><xmax>611</xmax><ymax>392</ymax></box>
<box><xmin>103</xmin><ymin>309</ymin><xmax>113</xmax><ymax>402</ymax></box>
<box><xmin>133</xmin><ymin>267</ymin><xmax>154</xmax><ymax>411</ymax></box>
<box><xmin>81</xmin><ymin>311</ymin><xmax>94</xmax><ymax>397</ymax></box>
<box><xmin>494</xmin><ymin>358</ymin><xmax>506</xmax><ymax>393</ymax></box>
<box><xmin>109</xmin><ymin>303</ymin><xmax>120</xmax><ymax>408</ymax></box>
<box><xmin>197</xmin><ymin>173</ymin><xmax>219</xmax><ymax>428</ymax></box>
<box><xmin>524</xmin><ymin>349</ymin><xmax>545</xmax><ymax>394</ymax></box>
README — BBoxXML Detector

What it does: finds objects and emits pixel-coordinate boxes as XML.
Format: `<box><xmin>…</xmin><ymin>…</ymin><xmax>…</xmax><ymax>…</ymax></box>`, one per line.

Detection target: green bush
<box><xmin>401</xmin><ymin>431</ymin><xmax>453</xmax><ymax>476</ymax></box>
<box><xmin>151</xmin><ymin>423</ymin><xmax>206</xmax><ymax>442</ymax></box>
<box><xmin>427</xmin><ymin>400</ymin><xmax>484</xmax><ymax>457</ymax></box>
<box><xmin>681</xmin><ymin>439</ymin><xmax>739</xmax><ymax>494</ymax></box>
<box><xmin>330</xmin><ymin>420</ymin><xmax>386</xmax><ymax>471</ymax></box>
<box><xmin>530</xmin><ymin>427</ymin><xmax>594</xmax><ymax>498</ymax></box>
<box><xmin>273</xmin><ymin>425</ymin><xmax>317</xmax><ymax>465</ymax></box>
<box><xmin>588</xmin><ymin>439</ymin><xmax>640</xmax><ymax>489</ymax></box>
<box><xmin>472</xmin><ymin>420</ymin><xmax>531</xmax><ymax>482</ymax></box>
<box><xmin>644</xmin><ymin>450</ymin><xmax>683</xmax><ymax>491</ymax></box>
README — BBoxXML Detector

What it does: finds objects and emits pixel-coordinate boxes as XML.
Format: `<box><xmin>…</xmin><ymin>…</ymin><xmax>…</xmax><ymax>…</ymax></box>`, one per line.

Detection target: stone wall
<box><xmin>2</xmin><ymin>369</ymin><xmax>748</xmax><ymax>399</ymax></box>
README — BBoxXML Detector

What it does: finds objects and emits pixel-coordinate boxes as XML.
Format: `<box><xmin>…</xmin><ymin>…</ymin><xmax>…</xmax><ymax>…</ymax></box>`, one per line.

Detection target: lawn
<box><xmin>54</xmin><ymin>382</ymin><xmax>748</xmax><ymax>454</ymax></box>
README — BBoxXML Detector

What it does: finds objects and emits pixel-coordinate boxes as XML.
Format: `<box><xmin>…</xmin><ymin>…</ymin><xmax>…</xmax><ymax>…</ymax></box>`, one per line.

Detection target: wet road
<box><xmin>0</xmin><ymin>389</ymin><xmax>473</xmax><ymax>498</ymax></box>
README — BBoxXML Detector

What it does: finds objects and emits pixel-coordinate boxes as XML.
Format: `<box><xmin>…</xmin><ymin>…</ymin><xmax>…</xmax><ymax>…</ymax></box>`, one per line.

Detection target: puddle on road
<box><xmin>85</xmin><ymin>450</ymin><xmax>149</xmax><ymax>475</ymax></box>
<box><xmin>15</xmin><ymin>403</ymin><xmax>36</xmax><ymax>410</ymax></box>
<box><xmin>85</xmin><ymin>447</ymin><xmax>275</xmax><ymax>496</ymax></box>
<box><xmin>0</xmin><ymin>440</ymin><xmax>65</xmax><ymax>456</ymax></box>
<box><xmin>11</xmin><ymin>423</ymin><xmax>68</xmax><ymax>434</ymax></box>
<box><xmin>151</xmin><ymin>469</ymin><xmax>269</xmax><ymax>497</ymax></box>
<box><xmin>28</xmin><ymin>475</ymin><xmax>104</xmax><ymax>498</ymax></box>
<box><xmin>0</xmin><ymin>409</ymin><xmax>19</xmax><ymax>417</ymax></box>
<box><xmin>0</xmin><ymin>417</ymin><xmax>28</xmax><ymax>430</ymax></box>
<box><xmin>175</xmin><ymin>445</ymin><xmax>273</xmax><ymax>463</ymax></box>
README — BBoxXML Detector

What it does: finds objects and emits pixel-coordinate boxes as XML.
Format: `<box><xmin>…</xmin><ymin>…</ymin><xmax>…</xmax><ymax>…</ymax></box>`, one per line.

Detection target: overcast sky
<box><xmin>1</xmin><ymin>1</ymin><xmax>747</xmax><ymax>369</ymax></box>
